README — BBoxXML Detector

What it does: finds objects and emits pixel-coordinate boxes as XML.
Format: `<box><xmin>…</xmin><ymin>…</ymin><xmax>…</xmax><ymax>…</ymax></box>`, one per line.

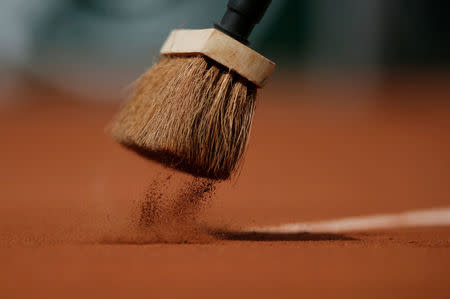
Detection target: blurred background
<box><xmin>0</xmin><ymin>0</ymin><xmax>449</xmax><ymax>102</ymax></box>
<box><xmin>1</xmin><ymin>2</ymin><xmax>450</xmax><ymax>297</ymax></box>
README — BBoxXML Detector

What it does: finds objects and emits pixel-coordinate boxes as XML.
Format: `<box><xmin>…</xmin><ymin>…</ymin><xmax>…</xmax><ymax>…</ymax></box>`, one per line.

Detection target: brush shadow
<box><xmin>211</xmin><ymin>230</ymin><xmax>359</xmax><ymax>242</ymax></box>
<box><xmin>95</xmin><ymin>230</ymin><xmax>357</xmax><ymax>246</ymax></box>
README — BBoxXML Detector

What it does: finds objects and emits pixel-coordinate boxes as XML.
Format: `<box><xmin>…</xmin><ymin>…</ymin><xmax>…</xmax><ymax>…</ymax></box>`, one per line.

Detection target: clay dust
<box><xmin>100</xmin><ymin>170</ymin><xmax>218</xmax><ymax>244</ymax></box>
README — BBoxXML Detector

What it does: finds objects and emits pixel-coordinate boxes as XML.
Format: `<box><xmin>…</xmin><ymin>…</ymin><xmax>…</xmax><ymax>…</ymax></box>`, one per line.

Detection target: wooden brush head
<box><xmin>160</xmin><ymin>28</ymin><xmax>275</xmax><ymax>87</ymax></box>
<box><xmin>111</xmin><ymin>28</ymin><xmax>275</xmax><ymax>180</ymax></box>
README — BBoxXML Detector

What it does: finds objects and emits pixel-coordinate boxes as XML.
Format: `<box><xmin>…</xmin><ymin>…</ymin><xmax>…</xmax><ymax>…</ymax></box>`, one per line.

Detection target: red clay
<box><xmin>1</xmin><ymin>76</ymin><xmax>450</xmax><ymax>298</ymax></box>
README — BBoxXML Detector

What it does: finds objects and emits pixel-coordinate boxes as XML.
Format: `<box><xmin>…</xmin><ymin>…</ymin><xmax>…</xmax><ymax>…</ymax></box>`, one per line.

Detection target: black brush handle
<box><xmin>214</xmin><ymin>0</ymin><xmax>272</xmax><ymax>45</ymax></box>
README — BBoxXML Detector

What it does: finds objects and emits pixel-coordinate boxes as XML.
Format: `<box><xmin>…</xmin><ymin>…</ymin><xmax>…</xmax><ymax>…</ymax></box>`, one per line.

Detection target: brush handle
<box><xmin>214</xmin><ymin>0</ymin><xmax>272</xmax><ymax>45</ymax></box>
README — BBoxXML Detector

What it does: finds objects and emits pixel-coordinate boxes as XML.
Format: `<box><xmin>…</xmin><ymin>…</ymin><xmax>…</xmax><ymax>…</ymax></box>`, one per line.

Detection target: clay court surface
<box><xmin>1</xmin><ymin>76</ymin><xmax>450</xmax><ymax>298</ymax></box>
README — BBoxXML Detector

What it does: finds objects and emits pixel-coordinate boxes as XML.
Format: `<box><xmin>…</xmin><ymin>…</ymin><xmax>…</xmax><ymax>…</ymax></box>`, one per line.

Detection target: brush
<box><xmin>111</xmin><ymin>0</ymin><xmax>275</xmax><ymax>180</ymax></box>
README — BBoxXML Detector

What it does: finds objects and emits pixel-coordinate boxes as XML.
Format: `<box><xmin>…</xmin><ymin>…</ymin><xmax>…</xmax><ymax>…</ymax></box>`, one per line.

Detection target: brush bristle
<box><xmin>111</xmin><ymin>55</ymin><xmax>257</xmax><ymax>180</ymax></box>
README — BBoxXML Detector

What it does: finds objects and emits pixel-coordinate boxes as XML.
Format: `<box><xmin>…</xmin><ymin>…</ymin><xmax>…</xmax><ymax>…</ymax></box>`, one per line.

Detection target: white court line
<box><xmin>248</xmin><ymin>207</ymin><xmax>450</xmax><ymax>234</ymax></box>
